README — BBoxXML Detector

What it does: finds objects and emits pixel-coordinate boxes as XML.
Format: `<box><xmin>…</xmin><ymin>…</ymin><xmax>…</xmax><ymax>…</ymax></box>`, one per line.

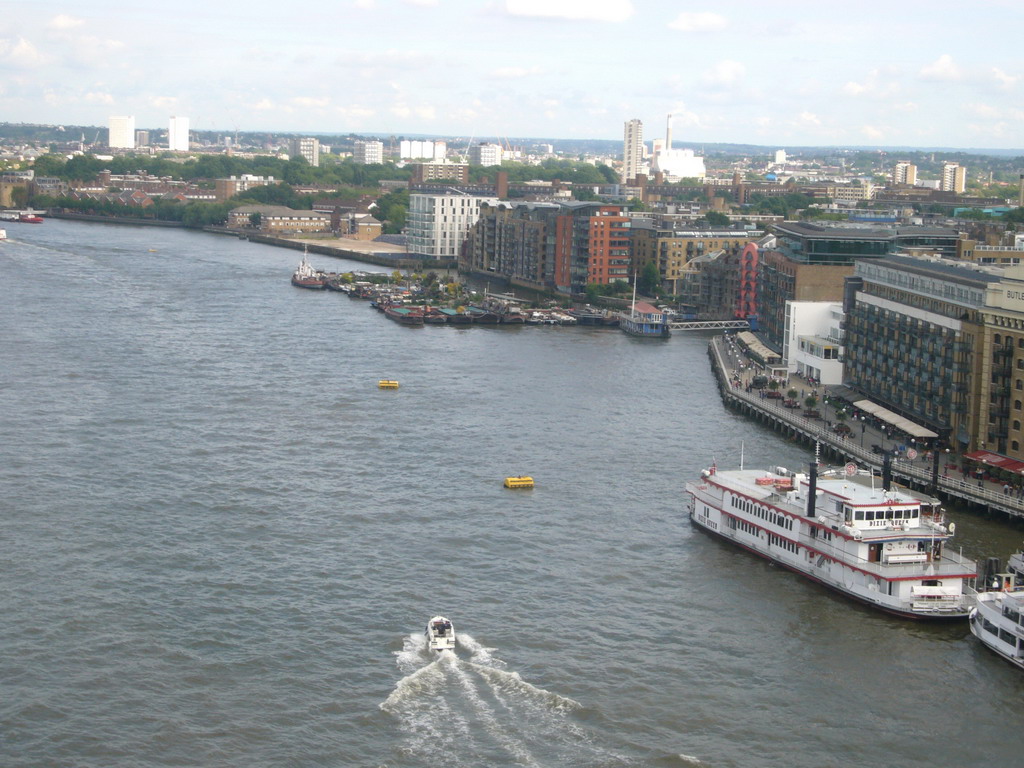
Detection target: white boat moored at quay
<box><xmin>969</xmin><ymin>552</ymin><xmax>1024</xmax><ymax>669</ymax></box>
<box><xmin>685</xmin><ymin>460</ymin><xmax>977</xmax><ymax>619</ymax></box>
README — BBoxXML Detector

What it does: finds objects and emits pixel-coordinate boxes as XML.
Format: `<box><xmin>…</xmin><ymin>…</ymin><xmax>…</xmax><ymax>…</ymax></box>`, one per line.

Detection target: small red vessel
<box><xmin>18</xmin><ymin>213</ymin><xmax>44</xmax><ymax>223</ymax></box>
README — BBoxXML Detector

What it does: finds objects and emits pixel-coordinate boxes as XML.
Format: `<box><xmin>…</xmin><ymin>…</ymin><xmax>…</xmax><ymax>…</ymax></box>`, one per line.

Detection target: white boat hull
<box><xmin>969</xmin><ymin>592</ymin><xmax>1024</xmax><ymax>669</ymax></box>
<box><xmin>425</xmin><ymin>616</ymin><xmax>456</xmax><ymax>652</ymax></box>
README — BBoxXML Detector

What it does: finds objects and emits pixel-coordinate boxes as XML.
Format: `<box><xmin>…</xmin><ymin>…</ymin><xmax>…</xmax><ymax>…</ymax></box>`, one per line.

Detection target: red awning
<box><xmin>964</xmin><ymin>450</ymin><xmax>1024</xmax><ymax>474</ymax></box>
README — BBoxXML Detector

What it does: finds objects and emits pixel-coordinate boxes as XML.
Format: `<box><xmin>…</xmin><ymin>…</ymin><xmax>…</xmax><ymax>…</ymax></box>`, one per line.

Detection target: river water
<box><xmin>2</xmin><ymin>220</ymin><xmax>1023</xmax><ymax>767</ymax></box>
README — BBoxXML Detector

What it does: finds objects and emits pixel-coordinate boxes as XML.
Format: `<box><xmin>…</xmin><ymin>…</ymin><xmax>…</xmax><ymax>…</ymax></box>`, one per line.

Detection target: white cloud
<box><xmin>252</xmin><ymin>99</ymin><xmax>275</xmax><ymax>111</ymax></box>
<box><xmin>404</xmin><ymin>0</ymin><xmax>438</xmax><ymax>5</ymax></box>
<box><xmin>668</xmin><ymin>11</ymin><xmax>727</xmax><ymax>32</ymax></box>
<box><xmin>505</xmin><ymin>0</ymin><xmax>634</xmax><ymax>23</ymax></box>
<box><xmin>150</xmin><ymin>96</ymin><xmax>178</xmax><ymax>109</ymax></box>
<box><xmin>861</xmin><ymin>125</ymin><xmax>884</xmax><ymax>140</ymax></box>
<box><xmin>415</xmin><ymin>105</ymin><xmax>436</xmax><ymax>120</ymax></box>
<box><xmin>993</xmin><ymin>67</ymin><xmax>1017</xmax><ymax>89</ymax></box>
<box><xmin>0</xmin><ymin>37</ymin><xmax>48</xmax><ymax>68</ymax></box>
<box><xmin>489</xmin><ymin>65</ymin><xmax>543</xmax><ymax>78</ymax></box>
<box><xmin>920</xmin><ymin>54</ymin><xmax>961</xmax><ymax>81</ymax></box>
<box><xmin>391</xmin><ymin>104</ymin><xmax>412</xmax><ymax>119</ymax></box>
<box><xmin>336</xmin><ymin>105</ymin><xmax>375</xmax><ymax>119</ymax></box>
<box><xmin>797</xmin><ymin>111</ymin><xmax>821</xmax><ymax>127</ymax></box>
<box><xmin>843</xmin><ymin>81</ymin><xmax>868</xmax><ymax>96</ymax></box>
<box><xmin>701</xmin><ymin>60</ymin><xmax>744</xmax><ymax>86</ymax></box>
<box><xmin>292</xmin><ymin>96</ymin><xmax>330</xmax><ymax>108</ymax></box>
<box><xmin>84</xmin><ymin>91</ymin><xmax>114</xmax><ymax>104</ymax></box>
<box><xmin>968</xmin><ymin>102</ymin><xmax>1001</xmax><ymax>118</ymax></box>
<box><xmin>48</xmin><ymin>14</ymin><xmax>85</xmax><ymax>30</ymax></box>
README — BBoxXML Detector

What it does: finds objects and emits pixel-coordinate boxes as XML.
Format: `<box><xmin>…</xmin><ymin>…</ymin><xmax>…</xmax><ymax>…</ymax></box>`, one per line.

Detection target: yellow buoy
<box><xmin>504</xmin><ymin>476</ymin><xmax>534</xmax><ymax>489</ymax></box>
<box><xmin>378</xmin><ymin>380</ymin><xmax>399</xmax><ymax>389</ymax></box>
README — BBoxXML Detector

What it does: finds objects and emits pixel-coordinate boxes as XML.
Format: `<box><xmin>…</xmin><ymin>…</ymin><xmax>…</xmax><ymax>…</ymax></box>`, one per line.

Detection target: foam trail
<box><xmin>471</xmin><ymin>662</ymin><xmax>582</xmax><ymax>712</ymax></box>
<box><xmin>449</xmin><ymin>655</ymin><xmax>541</xmax><ymax>767</ymax></box>
<box><xmin>395</xmin><ymin>632</ymin><xmax>429</xmax><ymax>674</ymax></box>
<box><xmin>457</xmin><ymin>632</ymin><xmax>505</xmax><ymax>668</ymax></box>
<box><xmin>380</xmin><ymin>658</ymin><xmax>445</xmax><ymax>713</ymax></box>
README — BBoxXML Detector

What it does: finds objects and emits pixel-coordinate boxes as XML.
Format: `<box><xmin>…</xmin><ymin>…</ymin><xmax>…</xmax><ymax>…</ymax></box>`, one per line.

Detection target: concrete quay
<box><xmin>708</xmin><ymin>335</ymin><xmax>1024</xmax><ymax>521</ymax></box>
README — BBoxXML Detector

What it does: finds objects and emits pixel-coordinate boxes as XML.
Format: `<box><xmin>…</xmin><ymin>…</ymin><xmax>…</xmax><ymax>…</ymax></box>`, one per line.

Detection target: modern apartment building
<box><xmin>978</xmin><ymin>266</ymin><xmax>1024</xmax><ymax>458</ymax></box>
<box><xmin>893</xmin><ymin>161</ymin><xmax>917</xmax><ymax>186</ymax></box>
<box><xmin>353</xmin><ymin>140</ymin><xmax>384</xmax><ymax>165</ymax></box>
<box><xmin>289</xmin><ymin>137</ymin><xmax>320</xmax><ymax>167</ymax></box>
<box><xmin>465</xmin><ymin>202</ymin><xmax>629</xmax><ymax>295</ymax></box>
<box><xmin>631</xmin><ymin>224</ymin><xmax>757</xmax><ymax>296</ymax></box>
<box><xmin>409</xmin><ymin>162</ymin><xmax>469</xmax><ymax>184</ymax></box>
<box><xmin>622</xmin><ymin>119</ymin><xmax>643</xmax><ymax>184</ymax></box>
<box><xmin>942</xmin><ymin>162</ymin><xmax>967</xmax><ymax>193</ymax></box>
<box><xmin>400</xmin><ymin>140</ymin><xmax>446</xmax><ymax>161</ymax></box>
<box><xmin>756</xmin><ymin>223</ymin><xmax>960</xmax><ymax>349</ymax></box>
<box><xmin>843</xmin><ymin>255</ymin><xmax>998</xmax><ymax>451</ymax></box>
<box><xmin>168</xmin><ymin>116</ymin><xmax>189</xmax><ymax>152</ymax></box>
<box><xmin>463</xmin><ymin>202</ymin><xmax>560</xmax><ymax>289</ymax></box>
<box><xmin>468</xmin><ymin>143</ymin><xmax>503</xmax><ymax>167</ymax></box>
<box><xmin>405</xmin><ymin>192</ymin><xmax>497</xmax><ymax>260</ymax></box>
<box><xmin>214</xmin><ymin>174</ymin><xmax>277</xmax><ymax>203</ymax></box>
<box><xmin>108</xmin><ymin>116</ymin><xmax>135</xmax><ymax>149</ymax></box>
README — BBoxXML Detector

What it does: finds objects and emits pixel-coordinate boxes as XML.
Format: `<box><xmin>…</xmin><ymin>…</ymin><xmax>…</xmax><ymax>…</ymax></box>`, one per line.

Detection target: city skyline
<box><xmin>3</xmin><ymin>1</ymin><xmax>1023</xmax><ymax>150</ymax></box>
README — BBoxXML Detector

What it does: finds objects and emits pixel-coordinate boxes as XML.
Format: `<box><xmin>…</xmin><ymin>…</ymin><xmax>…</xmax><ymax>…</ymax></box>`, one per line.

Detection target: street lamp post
<box><xmin>860</xmin><ymin>416</ymin><xmax>866</xmax><ymax>447</ymax></box>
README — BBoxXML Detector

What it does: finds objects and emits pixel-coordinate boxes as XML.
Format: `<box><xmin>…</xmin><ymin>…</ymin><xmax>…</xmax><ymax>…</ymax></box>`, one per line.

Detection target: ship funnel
<box><xmin>806</xmin><ymin>462</ymin><xmax>817</xmax><ymax>517</ymax></box>
<box><xmin>882</xmin><ymin>452</ymin><xmax>892</xmax><ymax>491</ymax></box>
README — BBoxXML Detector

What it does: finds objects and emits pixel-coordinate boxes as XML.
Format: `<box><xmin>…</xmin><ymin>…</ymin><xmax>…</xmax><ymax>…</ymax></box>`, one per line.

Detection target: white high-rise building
<box><xmin>400</xmin><ymin>140</ymin><xmax>446</xmax><ymax>161</ymax></box>
<box><xmin>893</xmin><ymin>161</ymin><xmax>917</xmax><ymax>186</ymax></box>
<box><xmin>942</xmin><ymin>162</ymin><xmax>966</xmax><ymax>193</ymax></box>
<box><xmin>168</xmin><ymin>116</ymin><xmax>189</xmax><ymax>152</ymax></box>
<box><xmin>469</xmin><ymin>142</ymin><xmax>503</xmax><ymax>167</ymax></box>
<box><xmin>622</xmin><ymin>119</ymin><xmax>643</xmax><ymax>183</ymax></box>
<box><xmin>405</xmin><ymin>192</ymin><xmax>497</xmax><ymax>258</ymax></box>
<box><xmin>775</xmin><ymin>149</ymin><xmax>787</xmax><ymax>165</ymax></box>
<box><xmin>353</xmin><ymin>140</ymin><xmax>384</xmax><ymax>165</ymax></box>
<box><xmin>289</xmin><ymin>137</ymin><xmax>320</xmax><ymax>167</ymax></box>
<box><xmin>108</xmin><ymin>116</ymin><xmax>136</xmax><ymax>149</ymax></box>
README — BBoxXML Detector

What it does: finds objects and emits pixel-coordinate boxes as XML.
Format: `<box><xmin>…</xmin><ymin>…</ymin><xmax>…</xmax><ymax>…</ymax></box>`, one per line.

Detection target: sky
<box><xmin>2</xmin><ymin>0</ymin><xmax>1023</xmax><ymax>150</ymax></box>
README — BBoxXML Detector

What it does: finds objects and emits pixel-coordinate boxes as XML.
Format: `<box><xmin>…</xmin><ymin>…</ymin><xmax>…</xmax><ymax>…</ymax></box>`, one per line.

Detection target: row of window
<box><xmin>768</xmin><ymin>533</ymin><xmax>799</xmax><ymax>553</ymax></box>
<box><xmin>729</xmin><ymin>495</ymin><xmax>794</xmax><ymax>531</ymax></box>
<box><xmin>979</xmin><ymin>617</ymin><xmax>1021</xmax><ymax>649</ymax></box>
<box><xmin>852</xmin><ymin>508</ymin><xmax>917</xmax><ymax>522</ymax></box>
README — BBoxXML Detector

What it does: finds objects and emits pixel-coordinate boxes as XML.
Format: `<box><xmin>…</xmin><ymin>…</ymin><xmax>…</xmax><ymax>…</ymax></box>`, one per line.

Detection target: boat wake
<box><xmin>381</xmin><ymin>631</ymin><xmax>627</xmax><ymax>767</ymax></box>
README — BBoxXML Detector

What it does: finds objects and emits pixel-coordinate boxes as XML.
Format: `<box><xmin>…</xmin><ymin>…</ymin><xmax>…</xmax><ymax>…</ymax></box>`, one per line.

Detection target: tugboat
<box><xmin>291</xmin><ymin>249</ymin><xmax>325</xmax><ymax>290</ymax></box>
<box><xmin>425</xmin><ymin>616</ymin><xmax>456</xmax><ymax>652</ymax></box>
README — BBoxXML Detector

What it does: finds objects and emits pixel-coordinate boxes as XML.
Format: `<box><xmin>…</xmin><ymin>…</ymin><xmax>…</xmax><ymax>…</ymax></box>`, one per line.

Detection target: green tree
<box><xmin>704</xmin><ymin>210</ymin><xmax>730</xmax><ymax>226</ymax></box>
<box><xmin>637</xmin><ymin>262</ymin><xmax>660</xmax><ymax>295</ymax></box>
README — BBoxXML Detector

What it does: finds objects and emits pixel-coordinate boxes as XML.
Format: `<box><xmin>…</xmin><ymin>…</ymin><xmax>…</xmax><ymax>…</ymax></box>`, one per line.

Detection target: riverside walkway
<box><xmin>708</xmin><ymin>335</ymin><xmax>1024</xmax><ymax>521</ymax></box>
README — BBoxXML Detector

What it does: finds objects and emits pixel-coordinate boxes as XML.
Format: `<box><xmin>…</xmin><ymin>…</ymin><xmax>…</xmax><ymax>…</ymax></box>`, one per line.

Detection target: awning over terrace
<box><xmin>963</xmin><ymin>450</ymin><xmax>1024</xmax><ymax>474</ymax></box>
<box><xmin>852</xmin><ymin>400</ymin><xmax>939</xmax><ymax>440</ymax></box>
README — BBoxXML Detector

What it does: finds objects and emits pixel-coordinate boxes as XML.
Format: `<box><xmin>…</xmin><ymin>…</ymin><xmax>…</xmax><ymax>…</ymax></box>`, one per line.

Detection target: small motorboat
<box><xmin>425</xmin><ymin>616</ymin><xmax>456</xmax><ymax>652</ymax></box>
